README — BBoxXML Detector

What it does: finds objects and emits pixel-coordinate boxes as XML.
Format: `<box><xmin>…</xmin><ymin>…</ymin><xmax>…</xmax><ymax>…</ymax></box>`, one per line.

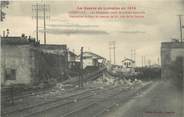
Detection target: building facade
<box><xmin>122</xmin><ymin>58</ymin><xmax>135</xmax><ymax>68</ymax></box>
<box><xmin>78</xmin><ymin>52</ymin><xmax>106</xmax><ymax>69</ymax></box>
<box><xmin>161</xmin><ymin>42</ymin><xmax>184</xmax><ymax>81</ymax></box>
<box><xmin>1</xmin><ymin>36</ymin><xmax>68</xmax><ymax>86</ymax></box>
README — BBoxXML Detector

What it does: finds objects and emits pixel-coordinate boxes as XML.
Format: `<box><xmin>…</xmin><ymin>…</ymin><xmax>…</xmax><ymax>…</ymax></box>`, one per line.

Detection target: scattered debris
<box><xmin>55</xmin><ymin>83</ymin><xmax>65</xmax><ymax>91</ymax></box>
<box><xmin>73</xmin><ymin>99</ymin><xmax>78</xmax><ymax>103</ymax></box>
<box><xmin>87</xmin><ymin>73</ymin><xmax>145</xmax><ymax>89</ymax></box>
<box><xmin>36</xmin><ymin>83</ymin><xmax>66</xmax><ymax>98</ymax></box>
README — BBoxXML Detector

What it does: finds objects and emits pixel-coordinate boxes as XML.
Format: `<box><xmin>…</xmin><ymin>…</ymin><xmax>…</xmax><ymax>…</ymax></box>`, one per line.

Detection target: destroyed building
<box><xmin>1</xmin><ymin>36</ymin><xmax>68</xmax><ymax>86</ymax></box>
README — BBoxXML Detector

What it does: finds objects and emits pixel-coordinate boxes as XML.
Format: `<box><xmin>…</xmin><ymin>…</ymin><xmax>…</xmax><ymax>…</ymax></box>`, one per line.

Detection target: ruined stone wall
<box><xmin>32</xmin><ymin>49</ymin><xmax>67</xmax><ymax>84</ymax></box>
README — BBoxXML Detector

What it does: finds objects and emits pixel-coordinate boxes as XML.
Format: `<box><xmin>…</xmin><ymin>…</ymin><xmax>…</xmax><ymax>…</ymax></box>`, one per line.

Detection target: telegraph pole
<box><xmin>32</xmin><ymin>2</ymin><xmax>50</xmax><ymax>44</ymax></box>
<box><xmin>109</xmin><ymin>41</ymin><xmax>116</xmax><ymax>64</ymax></box>
<box><xmin>142</xmin><ymin>56</ymin><xmax>144</xmax><ymax>68</ymax></box>
<box><xmin>178</xmin><ymin>15</ymin><xmax>183</xmax><ymax>43</ymax></box>
<box><xmin>109</xmin><ymin>43</ymin><xmax>112</xmax><ymax>63</ymax></box>
<box><xmin>43</xmin><ymin>2</ymin><xmax>46</xmax><ymax>44</ymax></box>
<box><xmin>178</xmin><ymin>15</ymin><xmax>184</xmax><ymax>117</ymax></box>
<box><xmin>157</xmin><ymin>57</ymin><xmax>160</xmax><ymax>65</ymax></box>
<box><xmin>113</xmin><ymin>41</ymin><xmax>116</xmax><ymax>65</ymax></box>
<box><xmin>131</xmin><ymin>49</ymin><xmax>136</xmax><ymax>66</ymax></box>
<box><xmin>134</xmin><ymin>49</ymin><xmax>136</xmax><ymax>65</ymax></box>
<box><xmin>131</xmin><ymin>49</ymin><xmax>133</xmax><ymax>60</ymax></box>
<box><xmin>144</xmin><ymin>56</ymin><xmax>146</xmax><ymax>67</ymax></box>
<box><xmin>36</xmin><ymin>3</ymin><xmax>38</xmax><ymax>42</ymax></box>
<box><xmin>133</xmin><ymin>49</ymin><xmax>136</xmax><ymax>65</ymax></box>
<box><xmin>80</xmin><ymin>47</ymin><xmax>84</xmax><ymax>88</ymax></box>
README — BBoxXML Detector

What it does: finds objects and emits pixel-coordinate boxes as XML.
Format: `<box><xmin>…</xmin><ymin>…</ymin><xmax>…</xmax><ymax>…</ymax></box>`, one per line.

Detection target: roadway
<box><xmin>102</xmin><ymin>81</ymin><xmax>183</xmax><ymax>117</ymax></box>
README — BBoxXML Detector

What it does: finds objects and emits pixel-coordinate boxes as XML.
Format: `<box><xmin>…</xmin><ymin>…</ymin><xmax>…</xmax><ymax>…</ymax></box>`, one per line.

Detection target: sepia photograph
<box><xmin>0</xmin><ymin>0</ymin><xmax>184</xmax><ymax>117</ymax></box>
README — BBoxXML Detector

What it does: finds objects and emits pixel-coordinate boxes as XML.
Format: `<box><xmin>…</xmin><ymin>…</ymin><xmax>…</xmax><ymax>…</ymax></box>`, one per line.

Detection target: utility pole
<box><xmin>178</xmin><ymin>15</ymin><xmax>183</xmax><ymax>43</ymax></box>
<box><xmin>109</xmin><ymin>47</ymin><xmax>111</xmax><ymax>63</ymax></box>
<box><xmin>43</xmin><ymin>2</ymin><xmax>46</xmax><ymax>44</ymax></box>
<box><xmin>109</xmin><ymin>41</ymin><xmax>116</xmax><ymax>64</ymax></box>
<box><xmin>148</xmin><ymin>59</ymin><xmax>151</xmax><ymax>67</ymax></box>
<box><xmin>113</xmin><ymin>41</ymin><xmax>116</xmax><ymax>65</ymax></box>
<box><xmin>36</xmin><ymin>3</ymin><xmax>38</xmax><ymax>42</ymax></box>
<box><xmin>80</xmin><ymin>47</ymin><xmax>84</xmax><ymax>88</ymax></box>
<box><xmin>133</xmin><ymin>49</ymin><xmax>136</xmax><ymax>66</ymax></box>
<box><xmin>157</xmin><ymin>57</ymin><xmax>160</xmax><ymax>65</ymax></box>
<box><xmin>32</xmin><ymin>2</ymin><xmax>50</xmax><ymax>44</ymax></box>
<box><xmin>131</xmin><ymin>49</ymin><xmax>136</xmax><ymax>66</ymax></box>
<box><xmin>142</xmin><ymin>56</ymin><xmax>144</xmax><ymax>68</ymax></box>
<box><xmin>144</xmin><ymin>56</ymin><xmax>146</xmax><ymax>67</ymax></box>
<box><xmin>131</xmin><ymin>49</ymin><xmax>133</xmax><ymax>60</ymax></box>
<box><xmin>109</xmin><ymin>44</ymin><xmax>111</xmax><ymax>64</ymax></box>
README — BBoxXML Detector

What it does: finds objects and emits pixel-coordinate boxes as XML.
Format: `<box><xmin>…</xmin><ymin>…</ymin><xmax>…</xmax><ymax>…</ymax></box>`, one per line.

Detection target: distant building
<box><xmin>110</xmin><ymin>58</ymin><xmax>136</xmax><ymax>75</ymax></box>
<box><xmin>68</xmin><ymin>51</ymin><xmax>77</xmax><ymax>62</ymax></box>
<box><xmin>77</xmin><ymin>51</ymin><xmax>106</xmax><ymax>69</ymax></box>
<box><xmin>68</xmin><ymin>51</ymin><xmax>80</xmax><ymax>73</ymax></box>
<box><xmin>122</xmin><ymin>58</ymin><xmax>135</xmax><ymax>68</ymax></box>
<box><xmin>1</xmin><ymin>36</ymin><xmax>68</xmax><ymax>86</ymax></box>
<box><xmin>161</xmin><ymin>41</ymin><xmax>184</xmax><ymax>80</ymax></box>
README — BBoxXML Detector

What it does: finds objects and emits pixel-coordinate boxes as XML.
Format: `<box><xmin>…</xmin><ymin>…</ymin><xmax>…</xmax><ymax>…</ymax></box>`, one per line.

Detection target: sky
<box><xmin>1</xmin><ymin>0</ymin><xmax>184</xmax><ymax>66</ymax></box>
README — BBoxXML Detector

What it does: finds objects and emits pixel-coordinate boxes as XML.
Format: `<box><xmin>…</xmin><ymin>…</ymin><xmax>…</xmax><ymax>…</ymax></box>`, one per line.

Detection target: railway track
<box><xmin>1</xmin><ymin>88</ymin><xmax>98</xmax><ymax>117</ymax></box>
<box><xmin>58</xmin><ymin>82</ymin><xmax>153</xmax><ymax>117</ymax></box>
<box><xmin>2</xmin><ymin>84</ymin><xmax>119</xmax><ymax>117</ymax></box>
<box><xmin>61</xmin><ymin>102</ymin><xmax>98</xmax><ymax>117</ymax></box>
<box><xmin>2</xmin><ymin>79</ymin><xmax>152</xmax><ymax>117</ymax></box>
<box><xmin>1</xmin><ymin>66</ymin><xmax>152</xmax><ymax>117</ymax></box>
<box><xmin>1</xmin><ymin>89</ymin><xmax>51</xmax><ymax>105</ymax></box>
<box><xmin>93</xmin><ymin>83</ymin><xmax>153</xmax><ymax>117</ymax></box>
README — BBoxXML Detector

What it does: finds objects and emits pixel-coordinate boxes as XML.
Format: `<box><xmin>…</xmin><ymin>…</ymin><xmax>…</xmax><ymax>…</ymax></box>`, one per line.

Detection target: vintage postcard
<box><xmin>0</xmin><ymin>0</ymin><xmax>184</xmax><ymax>117</ymax></box>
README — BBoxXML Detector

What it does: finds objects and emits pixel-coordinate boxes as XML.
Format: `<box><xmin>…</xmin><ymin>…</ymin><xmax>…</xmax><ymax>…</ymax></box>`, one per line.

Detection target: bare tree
<box><xmin>0</xmin><ymin>1</ymin><xmax>10</xmax><ymax>22</ymax></box>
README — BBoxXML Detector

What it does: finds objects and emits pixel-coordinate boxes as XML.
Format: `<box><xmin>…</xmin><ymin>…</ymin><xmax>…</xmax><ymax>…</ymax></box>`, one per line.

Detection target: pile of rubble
<box><xmin>90</xmin><ymin>73</ymin><xmax>144</xmax><ymax>88</ymax></box>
